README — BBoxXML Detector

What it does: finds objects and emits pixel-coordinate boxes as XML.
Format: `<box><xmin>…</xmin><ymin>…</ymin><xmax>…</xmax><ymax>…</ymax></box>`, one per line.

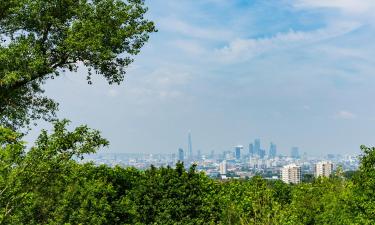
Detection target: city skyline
<box><xmin>26</xmin><ymin>0</ymin><xmax>375</xmax><ymax>155</ymax></box>
<box><xmin>176</xmin><ymin>134</ymin><xmax>333</xmax><ymax>158</ymax></box>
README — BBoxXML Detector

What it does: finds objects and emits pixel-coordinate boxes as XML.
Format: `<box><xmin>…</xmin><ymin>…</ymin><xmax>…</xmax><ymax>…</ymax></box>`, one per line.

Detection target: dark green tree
<box><xmin>302</xmin><ymin>173</ymin><xmax>315</xmax><ymax>183</ymax></box>
<box><xmin>0</xmin><ymin>0</ymin><xmax>156</xmax><ymax>130</ymax></box>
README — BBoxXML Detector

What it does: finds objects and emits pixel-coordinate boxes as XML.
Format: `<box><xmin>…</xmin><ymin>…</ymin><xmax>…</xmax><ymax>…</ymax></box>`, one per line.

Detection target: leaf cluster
<box><xmin>0</xmin><ymin>0</ymin><xmax>156</xmax><ymax>130</ymax></box>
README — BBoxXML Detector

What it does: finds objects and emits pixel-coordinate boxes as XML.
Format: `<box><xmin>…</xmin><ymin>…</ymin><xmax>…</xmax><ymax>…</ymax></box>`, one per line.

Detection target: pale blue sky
<box><xmin>28</xmin><ymin>0</ymin><xmax>375</xmax><ymax>155</ymax></box>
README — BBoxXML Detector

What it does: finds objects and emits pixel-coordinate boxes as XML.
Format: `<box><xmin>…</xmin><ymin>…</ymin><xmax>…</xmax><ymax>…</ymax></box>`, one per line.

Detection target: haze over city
<box><xmin>27</xmin><ymin>0</ymin><xmax>375</xmax><ymax>155</ymax></box>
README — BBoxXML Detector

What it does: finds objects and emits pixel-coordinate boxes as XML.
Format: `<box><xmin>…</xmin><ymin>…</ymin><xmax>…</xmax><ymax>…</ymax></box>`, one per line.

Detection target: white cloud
<box><xmin>123</xmin><ymin>65</ymin><xmax>193</xmax><ymax>103</ymax></box>
<box><xmin>158</xmin><ymin>18</ymin><xmax>233</xmax><ymax>41</ymax></box>
<box><xmin>294</xmin><ymin>0</ymin><xmax>375</xmax><ymax>14</ymax></box>
<box><xmin>172</xmin><ymin>39</ymin><xmax>206</xmax><ymax>55</ymax></box>
<box><xmin>335</xmin><ymin>110</ymin><xmax>356</xmax><ymax>119</ymax></box>
<box><xmin>214</xmin><ymin>22</ymin><xmax>359</xmax><ymax>63</ymax></box>
<box><xmin>293</xmin><ymin>0</ymin><xmax>375</xmax><ymax>26</ymax></box>
<box><xmin>146</xmin><ymin>67</ymin><xmax>191</xmax><ymax>87</ymax></box>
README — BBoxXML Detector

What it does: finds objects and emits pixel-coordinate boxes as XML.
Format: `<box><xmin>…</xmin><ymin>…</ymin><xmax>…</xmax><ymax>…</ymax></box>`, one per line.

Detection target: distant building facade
<box><xmin>291</xmin><ymin>147</ymin><xmax>300</xmax><ymax>159</ymax></box>
<box><xmin>281</xmin><ymin>164</ymin><xmax>301</xmax><ymax>184</ymax></box>
<box><xmin>219</xmin><ymin>160</ymin><xmax>227</xmax><ymax>175</ymax></box>
<box><xmin>235</xmin><ymin>145</ymin><xmax>243</xmax><ymax>160</ymax></box>
<box><xmin>259</xmin><ymin>149</ymin><xmax>266</xmax><ymax>159</ymax></box>
<box><xmin>188</xmin><ymin>132</ymin><xmax>193</xmax><ymax>160</ymax></box>
<box><xmin>269</xmin><ymin>142</ymin><xmax>277</xmax><ymax>158</ymax></box>
<box><xmin>315</xmin><ymin>161</ymin><xmax>334</xmax><ymax>178</ymax></box>
<box><xmin>249</xmin><ymin>143</ymin><xmax>254</xmax><ymax>157</ymax></box>
<box><xmin>254</xmin><ymin>139</ymin><xmax>261</xmax><ymax>156</ymax></box>
<box><xmin>178</xmin><ymin>148</ymin><xmax>184</xmax><ymax>162</ymax></box>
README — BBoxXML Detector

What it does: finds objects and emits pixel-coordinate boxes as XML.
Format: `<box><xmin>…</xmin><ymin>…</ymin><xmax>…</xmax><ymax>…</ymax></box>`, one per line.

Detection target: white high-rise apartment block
<box><xmin>315</xmin><ymin>161</ymin><xmax>334</xmax><ymax>178</ymax></box>
<box><xmin>219</xmin><ymin>160</ymin><xmax>227</xmax><ymax>175</ymax></box>
<box><xmin>281</xmin><ymin>164</ymin><xmax>301</xmax><ymax>184</ymax></box>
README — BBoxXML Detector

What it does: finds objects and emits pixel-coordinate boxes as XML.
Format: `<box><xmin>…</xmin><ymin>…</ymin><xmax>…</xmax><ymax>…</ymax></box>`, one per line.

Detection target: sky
<box><xmin>28</xmin><ymin>0</ymin><xmax>375</xmax><ymax>156</ymax></box>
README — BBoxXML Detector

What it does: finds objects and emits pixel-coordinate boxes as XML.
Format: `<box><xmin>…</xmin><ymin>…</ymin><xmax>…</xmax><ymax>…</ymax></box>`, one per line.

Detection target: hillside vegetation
<box><xmin>0</xmin><ymin>121</ymin><xmax>373</xmax><ymax>225</ymax></box>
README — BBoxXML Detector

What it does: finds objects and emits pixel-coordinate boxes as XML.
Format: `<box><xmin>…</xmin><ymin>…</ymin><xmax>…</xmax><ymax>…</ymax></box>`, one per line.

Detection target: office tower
<box><xmin>269</xmin><ymin>142</ymin><xmax>277</xmax><ymax>158</ymax></box>
<box><xmin>315</xmin><ymin>161</ymin><xmax>334</xmax><ymax>178</ymax></box>
<box><xmin>235</xmin><ymin>145</ymin><xmax>243</xmax><ymax>160</ymax></box>
<box><xmin>249</xmin><ymin>143</ymin><xmax>254</xmax><ymax>156</ymax></box>
<box><xmin>178</xmin><ymin>148</ymin><xmax>184</xmax><ymax>162</ymax></box>
<box><xmin>254</xmin><ymin>139</ymin><xmax>261</xmax><ymax>156</ymax></box>
<box><xmin>219</xmin><ymin>160</ymin><xmax>227</xmax><ymax>175</ymax></box>
<box><xmin>197</xmin><ymin>149</ymin><xmax>202</xmax><ymax>160</ymax></box>
<box><xmin>281</xmin><ymin>164</ymin><xmax>301</xmax><ymax>184</ymax></box>
<box><xmin>188</xmin><ymin>132</ymin><xmax>193</xmax><ymax>160</ymax></box>
<box><xmin>210</xmin><ymin>150</ymin><xmax>215</xmax><ymax>159</ymax></box>
<box><xmin>291</xmin><ymin>147</ymin><xmax>300</xmax><ymax>159</ymax></box>
<box><xmin>259</xmin><ymin>149</ymin><xmax>266</xmax><ymax>159</ymax></box>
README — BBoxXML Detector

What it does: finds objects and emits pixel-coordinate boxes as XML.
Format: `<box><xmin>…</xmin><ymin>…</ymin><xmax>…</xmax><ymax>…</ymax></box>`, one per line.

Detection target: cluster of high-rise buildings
<box><xmin>178</xmin><ymin>135</ymin><xmax>302</xmax><ymax>163</ymax></box>
<box><xmin>176</xmin><ymin>133</ymin><xmax>343</xmax><ymax>183</ymax></box>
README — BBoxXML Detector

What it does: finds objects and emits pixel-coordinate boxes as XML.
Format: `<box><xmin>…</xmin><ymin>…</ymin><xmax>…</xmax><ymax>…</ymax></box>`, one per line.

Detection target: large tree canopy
<box><xmin>0</xmin><ymin>0</ymin><xmax>156</xmax><ymax>130</ymax></box>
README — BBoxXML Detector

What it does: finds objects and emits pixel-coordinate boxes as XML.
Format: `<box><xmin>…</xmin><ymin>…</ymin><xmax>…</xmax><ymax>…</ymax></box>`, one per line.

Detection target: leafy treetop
<box><xmin>0</xmin><ymin>0</ymin><xmax>156</xmax><ymax>130</ymax></box>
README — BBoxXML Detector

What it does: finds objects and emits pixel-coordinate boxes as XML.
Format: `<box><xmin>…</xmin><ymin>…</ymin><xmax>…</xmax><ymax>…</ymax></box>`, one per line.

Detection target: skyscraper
<box><xmin>188</xmin><ymin>132</ymin><xmax>193</xmax><ymax>160</ymax></box>
<box><xmin>249</xmin><ymin>143</ymin><xmax>254</xmax><ymax>156</ymax></box>
<box><xmin>254</xmin><ymin>139</ymin><xmax>261</xmax><ymax>156</ymax></box>
<box><xmin>291</xmin><ymin>147</ymin><xmax>300</xmax><ymax>159</ymax></box>
<box><xmin>259</xmin><ymin>149</ymin><xmax>266</xmax><ymax>159</ymax></box>
<box><xmin>269</xmin><ymin>142</ymin><xmax>277</xmax><ymax>158</ymax></box>
<box><xmin>178</xmin><ymin>148</ymin><xmax>184</xmax><ymax>162</ymax></box>
<box><xmin>235</xmin><ymin>145</ymin><xmax>243</xmax><ymax>160</ymax></box>
<box><xmin>281</xmin><ymin>164</ymin><xmax>301</xmax><ymax>184</ymax></box>
<box><xmin>315</xmin><ymin>161</ymin><xmax>334</xmax><ymax>178</ymax></box>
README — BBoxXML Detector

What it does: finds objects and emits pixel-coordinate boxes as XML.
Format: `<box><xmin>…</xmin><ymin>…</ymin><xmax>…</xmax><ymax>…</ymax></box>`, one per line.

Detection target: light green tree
<box><xmin>0</xmin><ymin>120</ymin><xmax>108</xmax><ymax>224</ymax></box>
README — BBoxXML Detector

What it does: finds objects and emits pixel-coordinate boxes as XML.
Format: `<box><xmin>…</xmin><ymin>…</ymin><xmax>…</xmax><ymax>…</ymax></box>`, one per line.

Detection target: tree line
<box><xmin>0</xmin><ymin>121</ymin><xmax>375</xmax><ymax>224</ymax></box>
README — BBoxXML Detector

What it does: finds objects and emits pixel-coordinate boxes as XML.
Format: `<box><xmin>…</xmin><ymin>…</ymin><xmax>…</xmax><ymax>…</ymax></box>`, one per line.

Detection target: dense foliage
<box><xmin>0</xmin><ymin>0</ymin><xmax>156</xmax><ymax>130</ymax></box>
<box><xmin>0</xmin><ymin>123</ymin><xmax>372</xmax><ymax>224</ymax></box>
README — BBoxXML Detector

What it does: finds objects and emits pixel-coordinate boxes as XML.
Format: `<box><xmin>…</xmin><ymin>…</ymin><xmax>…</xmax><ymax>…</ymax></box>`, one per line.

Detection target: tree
<box><xmin>218</xmin><ymin>177</ymin><xmax>283</xmax><ymax>225</ymax></box>
<box><xmin>124</xmin><ymin>163</ymin><xmax>220</xmax><ymax>225</ymax></box>
<box><xmin>302</xmin><ymin>173</ymin><xmax>315</xmax><ymax>183</ymax></box>
<box><xmin>351</xmin><ymin>145</ymin><xmax>375</xmax><ymax>223</ymax></box>
<box><xmin>0</xmin><ymin>0</ymin><xmax>156</xmax><ymax>130</ymax></box>
<box><xmin>0</xmin><ymin>120</ymin><xmax>109</xmax><ymax>224</ymax></box>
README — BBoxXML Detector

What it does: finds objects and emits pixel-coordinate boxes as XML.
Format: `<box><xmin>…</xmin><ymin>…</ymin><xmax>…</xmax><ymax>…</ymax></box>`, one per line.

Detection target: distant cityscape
<box><xmin>83</xmin><ymin>133</ymin><xmax>360</xmax><ymax>183</ymax></box>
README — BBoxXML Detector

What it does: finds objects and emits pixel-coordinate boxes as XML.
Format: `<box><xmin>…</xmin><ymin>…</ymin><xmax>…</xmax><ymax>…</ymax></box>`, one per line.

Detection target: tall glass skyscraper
<box><xmin>249</xmin><ymin>143</ymin><xmax>254</xmax><ymax>156</ymax></box>
<box><xmin>235</xmin><ymin>145</ymin><xmax>243</xmax><ymax>160</ymax></box>
<box><xmin>178</xmin><ymin>148</ymin><xmax>184</xmax><ymax>162</ymax></box>
<box><xmin>291</xmin><ymin>147</ymin><xmax>300</xmax><ymax>159</ymax></box>
<box><xmin>254</xmin><ymin>139</ymin><xmax>261</xmax><ymax>156</ymax></box>
<box><xmin>269</xmin><ymin>142</ymin><xmax>277</xmax><ymax>158</ymax></box>
<box><xmin>188</xmin><ymin>132</ymin><xmax>193</xmax><ymax>160</ymax></box>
